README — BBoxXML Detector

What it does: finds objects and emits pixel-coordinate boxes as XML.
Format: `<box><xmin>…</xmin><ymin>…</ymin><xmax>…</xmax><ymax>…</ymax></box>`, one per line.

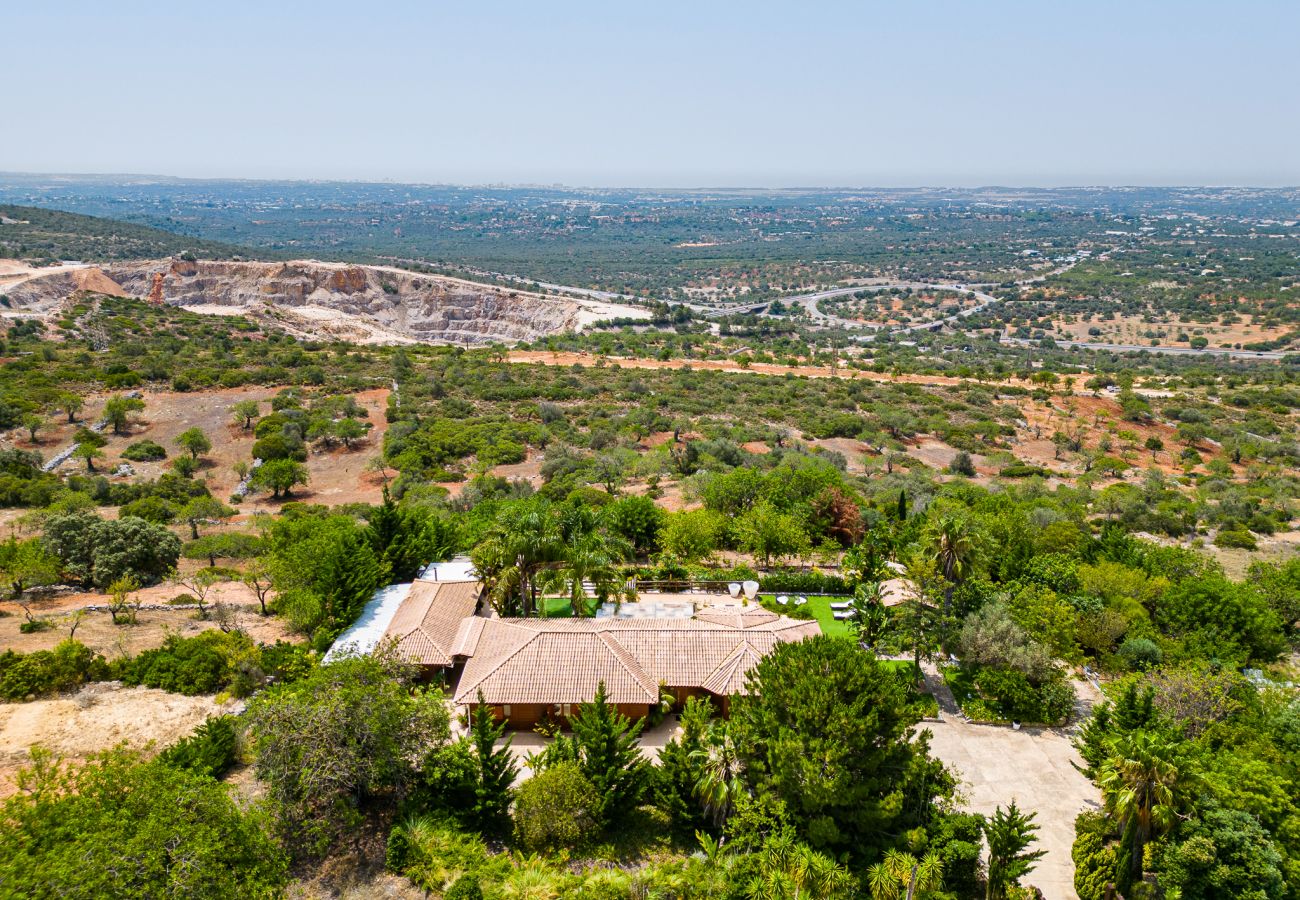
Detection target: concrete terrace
<box><xmin>921</xmin><ymin>664</ymin><xmax>1102</xmax><ymax>900</ymax></box>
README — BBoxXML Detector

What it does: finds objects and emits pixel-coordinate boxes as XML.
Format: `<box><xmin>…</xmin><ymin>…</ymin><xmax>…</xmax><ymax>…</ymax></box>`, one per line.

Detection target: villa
<box><xmin>369</xmin><ymin>569</ymin><xmax>820</xmax><ymax>729</ymax></box>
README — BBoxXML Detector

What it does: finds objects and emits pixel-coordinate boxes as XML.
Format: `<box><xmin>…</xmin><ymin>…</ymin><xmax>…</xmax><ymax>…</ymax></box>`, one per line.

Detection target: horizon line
<box><xmin>1</xmin><ymin>170</ymin><xmax>1297</xmax><ymax>194</ymax></box>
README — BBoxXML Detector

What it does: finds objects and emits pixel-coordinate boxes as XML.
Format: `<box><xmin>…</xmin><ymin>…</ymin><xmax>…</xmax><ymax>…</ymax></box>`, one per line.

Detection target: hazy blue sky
<box><xmin>9</xmin><ymin>0</ymin><xmax>1298</xmax><ymax>187</ymax></box>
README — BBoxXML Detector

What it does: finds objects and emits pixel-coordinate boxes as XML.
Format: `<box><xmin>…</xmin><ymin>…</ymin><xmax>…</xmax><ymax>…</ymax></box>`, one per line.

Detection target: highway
<box><xmin>414</xmin><ymin>255</ymin><xmax>1297</xmax><ymax>362</ymax></box>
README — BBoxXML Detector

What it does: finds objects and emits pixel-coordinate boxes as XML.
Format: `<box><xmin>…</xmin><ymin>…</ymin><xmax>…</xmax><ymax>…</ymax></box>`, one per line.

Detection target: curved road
<box><xmin>418</xmin><ymin>256</ymin><xmax>1291</xmax><ymax>362</ymax></box>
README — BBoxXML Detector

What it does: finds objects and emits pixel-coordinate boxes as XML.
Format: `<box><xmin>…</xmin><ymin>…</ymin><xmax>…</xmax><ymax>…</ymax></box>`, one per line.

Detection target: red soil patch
<box><xmin>0</xmin><ymin>581</ymin><xmax>294</xmax><ymax>659</ymax></box>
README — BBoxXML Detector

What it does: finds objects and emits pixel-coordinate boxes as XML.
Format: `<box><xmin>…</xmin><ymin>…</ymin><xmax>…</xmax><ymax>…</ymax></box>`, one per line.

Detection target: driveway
<box><xmin>920</xmin><ymin>665</ymin><xmax>1102</xmax><ymax>900</ymax></box>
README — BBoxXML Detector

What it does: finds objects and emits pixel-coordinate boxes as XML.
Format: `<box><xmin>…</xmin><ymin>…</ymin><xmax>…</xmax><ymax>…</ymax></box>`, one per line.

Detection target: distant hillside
<box><xmin>0</xmin><ymin>204</ymin><xmax>264</xmax><ymax>263</ymax></box>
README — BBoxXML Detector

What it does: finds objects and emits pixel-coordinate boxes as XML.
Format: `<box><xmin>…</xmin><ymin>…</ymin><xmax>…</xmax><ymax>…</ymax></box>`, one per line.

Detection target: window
<box><xmin>502</xmin><ymin>705</ymin><xmax>511</xmax><ymax>718</ymax></box>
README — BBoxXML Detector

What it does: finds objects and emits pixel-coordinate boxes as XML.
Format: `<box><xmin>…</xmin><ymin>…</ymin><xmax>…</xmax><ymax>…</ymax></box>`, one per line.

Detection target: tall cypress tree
<box><xmin>471</xmin><ymin>691</ymin><xmax>518</xmax><ymax>837</ymax></box>
<box><xmin>571</xmin><ymin>681</ymin><xmax>648</xmax><ymax>826</ymax></box>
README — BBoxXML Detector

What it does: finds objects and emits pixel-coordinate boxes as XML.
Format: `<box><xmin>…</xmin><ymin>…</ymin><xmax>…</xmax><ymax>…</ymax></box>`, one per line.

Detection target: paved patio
<box><xmin>921</xmin><ymin>665</ymin><xmax>1102</xmax><ymax>900</ymax></box>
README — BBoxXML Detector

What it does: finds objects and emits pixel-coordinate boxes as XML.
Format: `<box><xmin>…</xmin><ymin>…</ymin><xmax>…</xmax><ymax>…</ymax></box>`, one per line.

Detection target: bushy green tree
<box><xmin>513</xmin><ymin>760</ymin><xmax>602</xmax><ymax>852</ymax></box>
<box><xmin>730</xmin><ymin>637</ymin><xmax>952</xmax><ymax>861</ymax></box>
<box><xmin>0</xmin><ymin>747</ymin><xmax>287</xmax><ymax>898</ymax></box>
<box><xmin>177</xmin><ymin>495</ymin><xmax>235</xmax><ymax>539</ymax></box>
<box><xmin>231</xmin><ymin>399</ymin><xmax>260</xmax><ymax>430</ymax></box>
<box><xmin>1159</xmin><ymin>806</ymin><xmax>1286</xmax><ymax>900</ymax></box>
<box><xmin>245</xmin><ymin>649</ymin><xmax>449</xmax><ymax>857</ymax></box>
<box><xmin>0</xmin><ymin>536</ymin><xmax>60</xmax><ymax>600</ymax></box>
<box><xmin>468</xmin><ymin>693</ymin><xmax>518</xmax><ymax>837</ymax></box>
<box><xmin>264</xmin><ymin>512</ymin><xmax>389</xmax><ymax>646</ymax></box>
<box><xmin>102</xmin><ymin>394</ymin><xmax>145</xmax><ymax>435</ymax></box>
<box><xmin>660</xmin><ymin>508</ymin><xmax>726</xmax><ymax>563</ymax></box>
<box><xmin>366</xmin><ymin>491</ymin><xmax>457</xmax><ymax>581</ymax></box>
<box><xmin>734</xmin><ymin>501</ymin><xmax>810</xmax><ymax>568</ymax></box>
<box><xmin>602</xmin><ymin>494</ymin><xmax>666</xmax><ymax>555</ymax></box>
<box><xmin>251</xmin><ymin>458</ymin><xmax>309</xmax><ymax>499</ymax></box>
<box><xmin>654</xmin><ymin>695</ymin><xmax>714</xmax><ymax>835</ymax></box>
<box><xmin>175</xmin><ymin>426</ymin><xmax>213</xmax><ymax>460</ymax></box>
<box><xmin>43</xmin><ymin>511</ymin><xmax>180</xmax><ymax>589</ymax></box>
<box><xmin>1156</xmin><ymin>574</ymin><xmax>1284</xmax><ymax>664</ymax></box>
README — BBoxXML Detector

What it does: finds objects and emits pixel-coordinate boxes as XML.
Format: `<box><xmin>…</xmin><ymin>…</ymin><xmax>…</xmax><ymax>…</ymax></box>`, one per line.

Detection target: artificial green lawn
<box><xmin>758</xmin><ymin>594</ymin><xmax>854</xmax><ymax>637</ymax></box>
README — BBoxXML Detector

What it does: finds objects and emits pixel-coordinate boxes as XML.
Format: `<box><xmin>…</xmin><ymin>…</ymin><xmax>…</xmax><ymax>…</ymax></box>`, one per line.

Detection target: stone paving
<box><xmin>921</xmin><ymin>665</ymin><xmax>1102</xmax><ymax>900</ymax></box>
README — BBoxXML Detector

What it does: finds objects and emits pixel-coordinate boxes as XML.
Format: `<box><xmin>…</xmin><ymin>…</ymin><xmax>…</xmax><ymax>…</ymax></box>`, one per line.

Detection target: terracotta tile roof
<box><xmin>450</xmin><ymin>615</ymin><xmax>486</xmax><ymax>658</ymax></box>
<box><xmin>451</xmin><ymin>605</ymin><xmax>818</xmax><ymax>707</ymax></box>
<box><xmin>384</xmin><ymin>579</ymin><xmax>481</xmax><ymax>667</ymax></box>
<box><xmin>455</xmin><ymin>627</ymin><xmax>659</xmax><ymax>705</ymax></box>
<box><xmin>701</xmin><ymin>641</ymin><xmax>765</xmax><ymax>696</ymax></box>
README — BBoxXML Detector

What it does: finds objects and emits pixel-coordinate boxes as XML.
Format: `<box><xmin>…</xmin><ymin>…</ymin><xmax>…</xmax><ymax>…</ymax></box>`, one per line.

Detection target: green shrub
<box><xmin>444</xmin><ymin>875</ymin><xmax>484</xmax><ymax>900</ymax></box>
<box><xmin>973</xmin><ymin>666</ymin><xmax>1039</xmax><ymax>721</ymax></box>
<box><xmin>121</xmin><ymin>440</ymin><xmax>168</xmax><ymax>462</ymax></box>
<box><xmin>118</xmin><ymin>631</ymin><xmax>260</xmax><ymax>696</ymax></box>
<box><xmin>758</xmin><ymin>569</ymin><xmax>850</xmax><ymax>594</ymax></box>
<box><xmin>388</xmin><ymin>815</ymin><xmax>504</xmax><ymax>893</ymax></box>
<box><xmin>1118</xmin><ymin>637</ymin><xmax>1163</xmax><ymax>670</ymax></box>
<box><xmin>119</xmin><ymin>495</ymin><xmax>176</xmax><ymax>523</ymax></box>
<box><xmin>1072</xmin><ymin>814</ymin><xmax>1119</xmax><ymax>900</ymax></box>
<box><xmin>513</xmin><ymin>760</ymin><xmax>602</xmax><ymax>852</ymax></box>
<box><xmin>967</xmin><ymin>664</ymin><xmax>1075</xmax><ymax>725</ymax></box>
<box><xmin>999</xmin><ymin>463</ymin><xmax>1049</xmax><ymax>478</ymax></box>
<box><xmin>258</xmin><ymin>640</ymin><xmax>316</xmax><ymax>684</ymax></box>
<box><xmin>0</xmin><ymin>747</ymin><xmax>287</xmax><ymax>897</ymax></box>
<box><xmin>0</xmin><ymin>640</ymin><xmax>108</xmax><ymax>701</ymax></box>
<box><xmin>1213</xmin><ymin>527</ymin><xmax>1257</xmax><ymax>550</ymax></box>
<box><xmin>158</xmin><ymin>715</ymin><xmax>240</xmax><ymax>778</ymax></box>
<box><xmin>948</xmin><ymin>451</ymin><xmax>977</xmax><ymax>476</ymax></box>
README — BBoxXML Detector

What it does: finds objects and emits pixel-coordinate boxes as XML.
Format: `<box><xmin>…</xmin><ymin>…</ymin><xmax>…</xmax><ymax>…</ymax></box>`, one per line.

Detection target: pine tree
<box><xmin>654</xmin><ymin>695</ymin><xmax>713</xmax><ymax>836</ymax></box>
<box><xmin>985</xmin><ymin>801</ymin><xmax>1047</xmax><ymax>899</ymax></box>
<box><xmin>1112</xmin><ymin>683</ymin><xmax>1155</xmax><ymax>732</ymax></box>
<box><xmin>367</xmin><ymin>490</ymin><xmax>457</xmax><ymax>582</ymax></box>
<box><xmin>470</xmin><ymin>691</ymin><xmax>517</xmax><ymax>837</ymax></box>
<box><xmin>570</xmin><ymin>681</ymin><xmax>648</xmax><ymax>826</ymax></box>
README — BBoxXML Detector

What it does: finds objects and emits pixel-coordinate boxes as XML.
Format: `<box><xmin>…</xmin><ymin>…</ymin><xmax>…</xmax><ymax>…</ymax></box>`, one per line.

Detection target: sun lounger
<box><xmin>777</xmin><ymin>596</ymin><xmax>789</xmax><ymax>605</ymax></box>
<box><xmin>829</xmin><ymin>601</ymin><xmax>851</xmax><ymax>610</ymax></box>
<box><xmin>794</xmin><ymin>597</ymin><xmax>807</xmax><ymax>606</ymax></box>
<box><xmin>833</xmin><ymin>610</ymin><xmax>853</xmax><ymax>620</ymax></box>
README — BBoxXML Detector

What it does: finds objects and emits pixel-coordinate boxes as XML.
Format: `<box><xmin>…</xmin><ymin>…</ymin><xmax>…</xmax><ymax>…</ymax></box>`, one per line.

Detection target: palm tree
<box><xmin>747</xmin><ymin>832</ymin><xmax>855</xmax><ymax>900</ymax></box>
<box><xmin>850</xmin><ymin>581</ymin><xmax>889</xmax><ymax>648</ymax></box>
<box><xmin>542</xmin><ymin>528</ymin><xmax>633</xmax><ymax>617</ymax></box>
<box><xmin>471</xmin><ymin>506</ymin><xmax>564</xmax><ymax>617</ymax></box>
<box><xmin>692</xmin><ymin>723</ymin><xmax>746</xmax><ymax>829</ymax></box>
<box><xmin>867</xmin><ymin>849</ymin><xmax>943</xmax><ymax>900</ymax></box>
<box><xmin>929</xmin><ymin>516</ymin><xmax>977</xmax><ymax>613</ymax></box>
<box><xmin>1097</xmin><ymin>731</ymin><xmax>1187</xmax><ymax>883</ymax></box>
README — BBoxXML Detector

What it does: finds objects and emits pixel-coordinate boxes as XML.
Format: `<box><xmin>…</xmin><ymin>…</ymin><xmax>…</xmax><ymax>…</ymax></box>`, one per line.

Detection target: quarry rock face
<box><xmin>8</xmin><ymin>258</ymin><xmax>592</xmax><ymax>344</ymax></box>
<box><xmin>0</xmin><ymin>266</ymin><xmax>130</xmax><ymax>312</ymax></box>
